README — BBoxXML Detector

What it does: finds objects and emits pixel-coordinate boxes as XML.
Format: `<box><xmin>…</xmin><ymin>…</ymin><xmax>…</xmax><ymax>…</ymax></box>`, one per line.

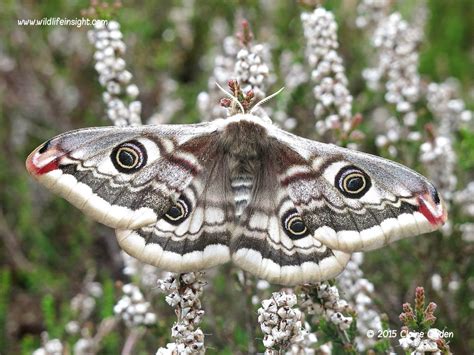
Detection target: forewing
<box><xmin>266</xmin><ymin>127</ymin><xmax>447</xmax><ymax>253</ymax></box>
<box><xmin>26</xmin><ymin>123</ymin><xmax>219</xmax><ymax>230</ymax></box>
<box><xmin>27</xmin><ymin>123</ymin><xmax>234</xmax><ymax>271</ymax></box>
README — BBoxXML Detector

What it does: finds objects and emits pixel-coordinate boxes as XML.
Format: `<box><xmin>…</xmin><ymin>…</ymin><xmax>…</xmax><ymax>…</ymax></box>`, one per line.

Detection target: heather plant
<box><xmin>398</xmin><ymin>287</ymin><xmax>451</xmax><ymax>354</ymax></box>
<box><xmin>1</xmin><ymin>1</ymin><xmax>473</xmax><ymax>354</ymax></box>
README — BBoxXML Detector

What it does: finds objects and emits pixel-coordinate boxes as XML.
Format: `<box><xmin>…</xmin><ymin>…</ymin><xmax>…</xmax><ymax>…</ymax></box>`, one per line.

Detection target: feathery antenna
<box><xmin>250</xmin><ymin>87</ymin><xmax>285</xmax><ymax>114</ymax></box>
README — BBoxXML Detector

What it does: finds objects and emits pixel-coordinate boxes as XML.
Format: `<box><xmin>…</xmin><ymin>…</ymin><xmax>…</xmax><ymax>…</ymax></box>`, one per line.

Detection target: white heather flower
<box><xmin>286</xmin><ymin>321</ymin><xmax>317</xmax><ymax>355</ymax></box>
<box><xmin>399</xmin><ymin>326</ymin><xmax>450</xmax><ymax>353</ymax></box>
<box><xmin>399</xmin><ymin>335</ymin><xmax>411</xmax><ymax>350</ymax></box>
<box><xmin>454</xmin><ymin>182</ymin><xmax>474</xmax><ymax>218</ymax></box>
<box><xmin>407</xmin><ymin>331</ymin><xmax>422</xmax><ymax>347</ymax></box>
<box><xmin>431</xmin><ymin>274</ymin><xmax>442</xmax><ymax>292</ymax></box>
<box><xmin>65</xmin><ymin>320</ymin><xmax>80</xmax><ymax>335</ymax></box>
<box><xmin>254</xmin><ymin>51</ymin><xmax>309</xmax><ymax>131</ymax></box>
<box><xmin>364</xmin><ymin>12</ymin><xmax>423</xmax><ymax>124</ymax></box>
<box><xmin>156</xmin><ymin>272</ymin><xmax>206</xmax><ymax>354</ymax></box>
<box><xmin>459</xmin><ymin>223</ymin><xmax>474</xmax><ymax>243</ymax></box>
<box><xmin>33</xmin><ymin>333</ymin><xmax>64</xmax><ymax>355</ymax></box>
<box><xmin>336</xmin><ymin>253</ymin><xmax>383</xmax><ymax>351</ymax></box>
<box><xmin>257</xmin><ymin>279</ymin><xmax>271</xmax><ymax>290</ymax></box>
<box><xmin>121</xmin><ymin>251</ymin><xmax>165</xmax><ymax>289</ymax></box>
<box><xmin>156</xmin><ymin>342</ymin><xmax>181</xmax><ymax>355</ymax></box>
<box><xmin>258</xmin><ymin>291</ymin><xmax>304</xmax><ymax>352</ymax></box>
<box><xmin>88</xmin><ymin>21</ymin><xmax>142</xmax><ymax>126</ymax></box>
<box><xmin>126</xmin><ymin>84</ymin><xmax>139</xmax><ymax>98</ymax></box>
<box><xmin>371</xmin><ymin>103</ymin><xmax>424</xmax><ymax>158</ymax></box>
<box><xmin>114</xmin><ymin>283</ymin><xmax>156</xmax><ymax>327</ymax></box>
<box><xmin>45</xmin><ymin>339</ymin><xmax>63</xmax><ymax>354</ymax></box>
<box><xmin>280</xmin><ymin>50</ymin><xmax>308</xmax><ymax>91</ymax></box>
<box><xmin>356</xmin><ymin>0</ymin><xmax>390</xmax><ymax>28</ymax></box>
<box><xmin>86</xmin><ymin>281</ymin><xmax>103</xmax><ymax>298</ymax></box>
<box><xmin>420</xmin><ymin>136</ymin><xmax>457</xmax><ymax>201</ymax></box>
<box><xmin>71</xmin><ymin>293</ymin><xmax>96</xmax><ymax>321</ymax></box>
<box><xmin>169</xmin><ymin>0</ymin><xmax>194</xmax><ymax>49</ymax></box>
<box><xmin>73</xmin><ymin>338</ymin><xmax>95</xmax><ymax>355</ymax></box>
<box><xmin>416</xmin><ymin>339</ymin><xmax>439</xmax><ymax>352</ymax></box>
<box><xmin>301</xmin><ymin>7</ymin><xmax>354</xmax><ymax>140</ymax></box>
<box><xmin>198</xmin><ymin>34</ymin><xmax>238</xmax><ymax>121</ymax></box>
<box><xmin>427</xmin><ymin>328</ymin><xmax>443</xmax><ymax>341</ymax></box>
<box><xmin>426</xmin><ymin>79</ymin><xmax>472</xmax><ymax>138</ymax></box>
<box><xmin>420</xmin><ymin>79</ymin><xmax>462</xmax><ymax>209</ymax></box>
<box><xmin>270</xmin><ymin>50</ymin><xmax>309</xmax><ymax>131</ymax></box>
<box><xmin>234</xmin><ymin>43</ymin><xmax>272</xmax><ymax>100</ymax></box>
<box><xmin>147</xmin><ymin>77</ymin><xmax>183</xmax><ymax>125</ymax></box>
<box><xmin>198</xmin><ymin>20</ymin><xmax>274</xmax><ymax>121</ymax></box>
<box><xmin>299</xmin><ymin>281</ymin><xmax>358</xmax><ymax>351</ymax></box>
<box><xmin>330</xmin><ymin>312</ymin><xmax>353</xmax><ymax>330</ymax></box>
<box><xmin>448</xmin><ymin>276</ymin><xmax>460</xmax><ymax>292</ymax></box>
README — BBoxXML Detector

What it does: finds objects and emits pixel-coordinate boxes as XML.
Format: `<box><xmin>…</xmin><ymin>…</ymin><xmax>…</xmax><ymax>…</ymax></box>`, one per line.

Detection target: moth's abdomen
<box><xmin>222</xmin><ymin>119</ymin><xmax>271</xmax><ymax>218</ymax></box>
<box><xmin>231</xmin><ymin>175</ymin><xmax>253</xmax><ymax>217</ymax></box>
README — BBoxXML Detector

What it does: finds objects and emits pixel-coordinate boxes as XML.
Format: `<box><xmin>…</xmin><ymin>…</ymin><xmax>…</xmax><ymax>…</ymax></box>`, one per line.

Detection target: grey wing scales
<box><xmin>230</xmin><ymin>144</ymin><xmax>351</xmax><ymax>286</ymax></box>
<box><xmin>26</xmin><ymin>124</ymin><xmax>218</xmax><ymax>229</ymax></box>
<box><xmin>27</xmin><ymin>118</ymin><xmax>446</xmax><ymax>280</ymax></box>
<box><xmin>117</xmin><ymin>142</ymin><xmax>234</xmax><ymax>271</ymax></box>
<box><xmin>265</xmin><ymin>126</ymin><xmax>447</xmax><ymax>253</ymax></box>
<box><xmin>27</xmin><ymin>124</ymin><xmax>234</xmax><ymax>271</ymax></box>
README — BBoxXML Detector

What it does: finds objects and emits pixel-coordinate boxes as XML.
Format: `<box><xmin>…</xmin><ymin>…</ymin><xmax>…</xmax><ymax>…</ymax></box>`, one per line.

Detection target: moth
<box><xmin>26</xmin><ymin>113</ymin><xmax>447</xmax><ymax>285</ymax></box>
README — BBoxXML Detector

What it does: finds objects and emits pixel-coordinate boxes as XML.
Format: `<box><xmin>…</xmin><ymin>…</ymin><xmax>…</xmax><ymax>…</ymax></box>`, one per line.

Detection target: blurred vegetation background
<box><xmin>0</xmin><ymin>0</ymin><xmax>473</xmax><ymax>353</ymax></box>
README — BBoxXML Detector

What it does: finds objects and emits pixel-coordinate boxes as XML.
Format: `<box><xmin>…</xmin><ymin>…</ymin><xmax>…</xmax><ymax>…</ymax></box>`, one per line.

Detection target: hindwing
<box><xmin>230</xmin><ymin>145</ymin><xmax>351</xmax><ymax>285</ymax></box>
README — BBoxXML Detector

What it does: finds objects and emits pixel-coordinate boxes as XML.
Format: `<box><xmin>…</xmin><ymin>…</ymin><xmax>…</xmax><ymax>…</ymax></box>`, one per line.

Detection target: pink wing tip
<box><xmin>417</xmin><ymin>192</ymin><xmax>448</xmax><ymax>227</ymax></box>
<box><xmin>26</xmin><ymin>142</ymin><xmax>61</xmax><ymax>176</ymax></box>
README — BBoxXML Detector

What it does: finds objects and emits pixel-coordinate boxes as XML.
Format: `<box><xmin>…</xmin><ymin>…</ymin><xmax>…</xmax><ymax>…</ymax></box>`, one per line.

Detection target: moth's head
<box><xmin>220</xmin><ymin>112</ymin><xmax>273</xmax><ymax>129</ymax></box>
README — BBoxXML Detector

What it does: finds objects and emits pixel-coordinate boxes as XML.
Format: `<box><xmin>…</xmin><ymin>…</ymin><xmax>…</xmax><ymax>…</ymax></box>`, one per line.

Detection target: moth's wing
<box><xmin>230</xmin><ymin>148</ymin><xmax>351</xmax><ymax>286</ymax></box>
<box><xmin>116</xmin><ymin>150</ymin><xmax>234</xmax><ymax>271</ymax></box>
<box><xmin>26</xmin><ymin>123</ymin><xmax>217</xmax><ymax>229</ymax></box>
<box><xmin>265</xmin><ymin>127</ymin><xmax>447</xmax><ymax>253</ymax></box>
<box><xmin>26</xmin><ymin>123</ymin><xmax>234</xmax><ymax>270</ymax></box>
